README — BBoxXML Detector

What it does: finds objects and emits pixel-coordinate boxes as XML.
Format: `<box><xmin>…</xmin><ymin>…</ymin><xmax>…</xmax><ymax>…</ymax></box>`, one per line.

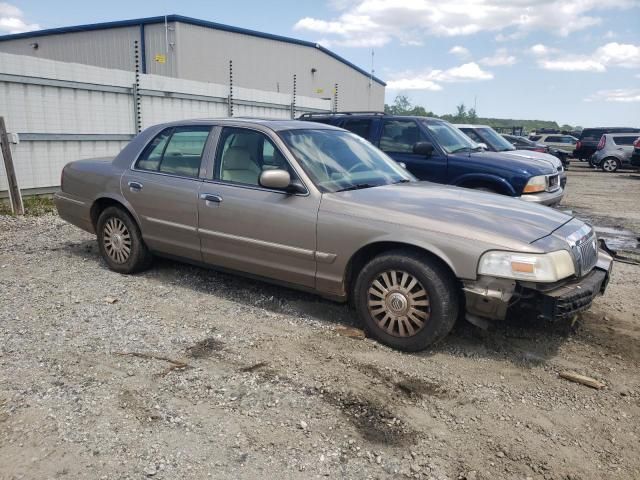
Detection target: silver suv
<box><xmin>591</xmin><ymin>133</ymin><xmax>640</xmax><ymax>172</ymax></box>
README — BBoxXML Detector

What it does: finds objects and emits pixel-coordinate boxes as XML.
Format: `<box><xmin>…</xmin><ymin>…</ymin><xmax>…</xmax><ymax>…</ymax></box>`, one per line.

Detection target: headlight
<box><xmin>523</xmin><ymin>175</ymin><xmax>546</xmax><ymax>193</ymax></box>
<box><xmin>478</xmin><ymin>250</ymin><xmax>575</xmax><ymax>282</ymax></box>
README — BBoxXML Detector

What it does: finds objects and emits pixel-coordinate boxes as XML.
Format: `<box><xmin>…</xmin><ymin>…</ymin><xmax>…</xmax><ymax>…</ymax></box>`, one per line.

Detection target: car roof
<box><xmin>453</xmin><ymin>124</ymin><xmax>491</xmax><ymax>129</ymax></box>
<box><xmin>603</xmin><ymin>132</ymin><xmax>640</xmax><ymax>137</ymax></box>
<box><xmin>148</xmin><ymin>118</ymin><xmax>342</xmax><ymax>132</ymax></box>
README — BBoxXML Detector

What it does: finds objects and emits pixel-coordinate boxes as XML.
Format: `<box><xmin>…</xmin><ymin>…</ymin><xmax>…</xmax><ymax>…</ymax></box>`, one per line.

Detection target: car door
<box><xmin>611</xmin><ymin>136</ymin><xmax>636</xmax><ymax>164</ymax></box>
<box><xmin>121</xmin><ymin>125</ymin><xmax>213</xmax><ymax>262</ymax></box>
<box><xmin>197</xmin><ymin>126</ymin><xmax>320</xmax><ymax>288</ymax></box>
<box><xmin>377</xmin><ymin>119</ymin><xmax>447</xmax><ymax>182</ymax></box>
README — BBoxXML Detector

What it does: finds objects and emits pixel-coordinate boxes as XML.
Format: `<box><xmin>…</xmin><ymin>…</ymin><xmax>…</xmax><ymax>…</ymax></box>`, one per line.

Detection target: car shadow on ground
<box><xmin>65</xmin><ymin>239</ymin><xmax>575</xmax><ymax>367</ymax></box>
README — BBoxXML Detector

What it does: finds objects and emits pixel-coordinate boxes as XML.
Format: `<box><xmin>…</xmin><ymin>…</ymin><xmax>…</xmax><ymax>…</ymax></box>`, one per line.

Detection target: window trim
<box><xmin>131</xmin><ymin>125</ymin><xmax>215</xmax><ymax>180</ymax></box>
<box><xmin>211</xmin><ymin>125</ymin><xmax>310</xmax><ymax>196</ymax></box>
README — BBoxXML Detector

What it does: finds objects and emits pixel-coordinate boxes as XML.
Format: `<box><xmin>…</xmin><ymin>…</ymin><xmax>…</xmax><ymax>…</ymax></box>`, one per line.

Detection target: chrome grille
<box><xmin>573</xmin><ymin>231</ymin><xmax>598</xmax><ymax>277</ymax></box>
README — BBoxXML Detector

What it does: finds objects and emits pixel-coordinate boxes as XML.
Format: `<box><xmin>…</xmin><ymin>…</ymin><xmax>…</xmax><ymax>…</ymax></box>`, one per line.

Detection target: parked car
<box><xmin>574</xmin><ymin>127</ymin><xmax>640</xmax><ymax>161</ymax></box>
<box><xmin>453</xmin><ymin>124</ymin><xmax>566</xmax><ymax>187</ymax></box>
<box><xmin>590</xmin><ymin>133</ymin><xmax>640</xmax><ymax>172</ymax></box>
<box><xmin>529</xmin><ymin>133</ymin><xmax>576</xmax><ymax>151</ymax></box>
<box><xmin>55</xmin><ymin>118</ymin><xmax>612</xmax><ymax>352</ymax></box>
<box><xmin>631</xmin><ymin>137</ymin><xmax>640</xmax><ymax>167</ymax></box>
<box><xmin>502</xmin><ymin>134</ymin><xmax>570</xmax><ymax>169</ymax></box>
<box><xmin>300</xmin><ymin>113</ymin><xmax>564</xmax><ymax>205</ymax></box>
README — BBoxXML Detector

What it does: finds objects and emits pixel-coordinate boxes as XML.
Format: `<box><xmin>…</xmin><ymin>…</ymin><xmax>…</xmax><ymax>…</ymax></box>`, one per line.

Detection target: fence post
<box><xmin>290</xmin><ymin>74</ymin><xmax>297</xmax><ymax>119</ymax></box>
<box><xmin>133</xmin><ymin>40</ymin><xmax>143</xmax><ymax>133</ymax></box>
<box><xmin>0</xmin><ymin>117</ymin><xmax>24</xmax><ymax>215</ymax></box>
<box><xmin>228</xmin><ymin>60</ymin><xmax>234</xmax><ymax>117</ymax></box>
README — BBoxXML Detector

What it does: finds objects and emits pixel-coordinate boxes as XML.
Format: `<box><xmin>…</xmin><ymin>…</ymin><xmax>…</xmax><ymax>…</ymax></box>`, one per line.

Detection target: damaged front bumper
<box><xmin>463</xmin><ymin>249</ymin><xmax>613</xmax><ymax>323</ymax></box>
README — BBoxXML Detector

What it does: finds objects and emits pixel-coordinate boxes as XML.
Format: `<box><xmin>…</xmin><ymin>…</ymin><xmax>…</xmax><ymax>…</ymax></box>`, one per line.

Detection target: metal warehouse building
<box><xmin>0</xmin><ymin>14</ymin><xmax>386</xmax><ymax>111</ymax></box>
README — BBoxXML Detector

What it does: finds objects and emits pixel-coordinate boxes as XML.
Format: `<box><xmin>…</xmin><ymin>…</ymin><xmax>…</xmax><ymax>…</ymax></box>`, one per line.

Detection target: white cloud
<box><xmin>536</xmin><ymin>42</ymin><xmax>640</xmax><ymax>72</ymax></box>
<box><xmin>449</xmin><ymin>45</ymin><xmax>470</xmax><ymax>58</ymax></box>
<box><xmin>0</xmin><ymin>3</ymin><xmax>39</xmax><ymax>34</ymax></box>
<box><xmin>387</xmin><ymin>62</ymin><xmax>493</xmax><ymax>90</ymax></box>
<box><xmin>540</xmin><ymin>59</ymin><xmax>606</xmax><ymax>72</ymax></box>
<box><xmin>585</xmin><ymin>88</ymin><xmax>640</xmax><ymax>102</ymax></box>
<box><xmin>479</xmin><ymin>48</ymin><xmax>517</xmax><ymax>66</ymax></box>
<box><xmin>293</xmin><ymin>0</ymin><xmax>636</xmax><ymax>47</ymax></box>
<box><xmin>530</xmin><ymin>44</ymin><xmax>550</xmax><ymax>56</ymax></box>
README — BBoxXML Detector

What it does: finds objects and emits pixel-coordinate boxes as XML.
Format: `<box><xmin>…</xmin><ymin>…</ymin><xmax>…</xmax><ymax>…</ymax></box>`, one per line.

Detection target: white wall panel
<box><xmin>0</xmin><ymin>52</ymin><xmax>330</xmax><ymax>192</ymax></box>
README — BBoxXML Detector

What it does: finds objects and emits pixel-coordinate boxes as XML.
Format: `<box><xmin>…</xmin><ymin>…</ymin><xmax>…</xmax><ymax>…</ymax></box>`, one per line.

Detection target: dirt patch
<box><xmin>395</xmin><ymin>378</ymin><xmax>448</xmax><ymax>399</ymax></box>
<box><xmin>186</xmin><ymin>337</ymin><xmax>224</xmax><ymax>358</ymax></box>
<box><xmin>321</xmin><ymin>389</ymin><xmax>417</xmax><ymax>445</ymax></box>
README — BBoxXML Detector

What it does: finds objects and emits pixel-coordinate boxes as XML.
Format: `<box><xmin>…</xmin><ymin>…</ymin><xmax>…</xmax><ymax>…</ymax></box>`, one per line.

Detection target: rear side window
<box><xmin>379</xmin><ymin>120</ymin><xmax>427</xmax><ymax>153</ymax></box>
<box><xmin>135</xmin><ymin>126</ymin><xmax>211</xmax><ymax>178</ymax></box>
<box><xmin>342</xmin><ymin>119</ymin><xmax>372</xmax><ymax>140</ymax></box>
<box><xmin>529</xmin><ymin>135</ymin><xmax>542</xmax><ymax>141</ymax></box>
<box><xmin>612</xmin><ymin>136</ymin><xmax>636</xmax><ymax>146</ymax></box>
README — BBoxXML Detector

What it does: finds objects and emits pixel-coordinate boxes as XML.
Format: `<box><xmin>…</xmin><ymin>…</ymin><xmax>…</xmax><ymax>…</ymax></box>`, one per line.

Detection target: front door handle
<box><xmin>128</xmin><ymin>181</ymin><xmax>143</xmax><ymax>192</ymax></box>
<box><xmin>200</xmin><ymin>193</ymin><xmax>223</xmax><ymax>205</ymax></box>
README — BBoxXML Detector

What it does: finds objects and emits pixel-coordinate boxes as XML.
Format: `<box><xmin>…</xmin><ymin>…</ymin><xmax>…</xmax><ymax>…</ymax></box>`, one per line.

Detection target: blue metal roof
<box><xmin>0</xmin><ymin>14</ymin><xmax>386</xmax><ymax>86</ymax></box>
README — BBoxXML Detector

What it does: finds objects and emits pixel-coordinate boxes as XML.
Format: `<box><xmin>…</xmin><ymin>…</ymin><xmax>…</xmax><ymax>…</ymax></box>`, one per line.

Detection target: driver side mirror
<box><xmin>413</xmin><ymin>141</ymin><xmax>434</xmax><ymax>157</ymax></box>
<box><xmin>259</xmin><ymin>169</ymin><xmax>306</xmax><ymax>194</ymax></box>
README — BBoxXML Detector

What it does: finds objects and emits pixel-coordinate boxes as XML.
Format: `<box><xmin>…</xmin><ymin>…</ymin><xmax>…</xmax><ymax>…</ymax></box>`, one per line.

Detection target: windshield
<box><xmin>279</xmin><ymin>129</ymin><xmax>414</xmax><ymax>193</ymax></box>
<box><xmin>477</xmin><ymin>128</ymin><xmax>516</xmax><ymax>151</ymax></box>
<box><xmin>420</xmin><ymin>120</ymin><xmax>480</xmax><ymax>154</ymax></box>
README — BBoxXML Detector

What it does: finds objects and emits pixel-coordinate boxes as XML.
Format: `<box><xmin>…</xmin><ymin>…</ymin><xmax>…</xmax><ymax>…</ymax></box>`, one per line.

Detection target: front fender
<box><xmin>451</xmin><ymin>173</ymin><xmax>517</xmax><ymax>196</ymax></box>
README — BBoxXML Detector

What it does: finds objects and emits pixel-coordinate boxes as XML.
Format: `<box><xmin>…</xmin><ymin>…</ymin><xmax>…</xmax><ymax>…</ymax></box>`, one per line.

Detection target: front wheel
<box><xmin>353</xmin><ymin>251</ymin><xmax>459</xmax><ymax>352</ymax></box>
<box><xmin>601</xmin><ymin>157</ymin><xmax>619</xmax><ymax>173</ymax></box>
<box><xmin>97</xmin><ymin>206</ymin><xmax>152</xmax><ymax>274</ymax></box>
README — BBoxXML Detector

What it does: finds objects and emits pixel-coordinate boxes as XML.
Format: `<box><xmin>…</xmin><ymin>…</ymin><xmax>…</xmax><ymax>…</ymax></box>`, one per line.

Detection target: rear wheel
<box><xmin>97</xmin><ymin>206</ymin><xmax>152</xmax><ymax>273</ymax></box>
<box><xmin>601</xmin><ymin>157</ymin><xmax>619</xmax><ymax>173</ymax></box>
<box><xmin>354</xmin><ymin>251</ymin><xmax>459</xmax><ymax>351</ymax></box>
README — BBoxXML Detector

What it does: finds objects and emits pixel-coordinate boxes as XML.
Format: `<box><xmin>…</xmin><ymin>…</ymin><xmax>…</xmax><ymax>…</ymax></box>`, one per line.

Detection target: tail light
<box><xmin>634</xmin><ymin>137</ymin><xmax>640</xmax><ymax>148</ymax></box>
<box><xmin>576</xmin><ymin>140</ymin><xmax>582</xmax><ymax>150</ymax></box>
<box><xmin>597</xmin><ymin>136</ymin><xmax>606</xmax><ymax>150</ymax></box>
<box><xmin>534</xmin><ymin>147</ymin><xmax>546</xmax><ymax>152</ymax></box>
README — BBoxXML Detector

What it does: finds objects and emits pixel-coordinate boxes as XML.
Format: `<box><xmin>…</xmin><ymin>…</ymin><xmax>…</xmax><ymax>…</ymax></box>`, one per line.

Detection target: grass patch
<box><xmin>0</xmin><ymin>195</ymin><xmax>57</xmax><ymax>216</ymax></box>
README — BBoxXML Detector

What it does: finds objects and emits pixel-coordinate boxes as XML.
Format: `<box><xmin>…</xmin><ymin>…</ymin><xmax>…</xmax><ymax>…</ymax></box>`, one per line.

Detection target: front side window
<box><xmin>546</xmin><ymin>136</ymin><xmax>561</xmax><ymax>142</ymax></box>
<box><xmin>135</xmin><ymin>126</ymin><xmax>210</xmax><ymax>178</ymax></box>
<box><xmin>379</xmin><ymin>120</ymin><xmax>428</xmax><ymax>153</ymax></box>
<box><xmin>280</xmin><ymin>129</ymin><xmax>413</xmax><ymax>193</ymax></box>
<box><xmin>216</xmin><ymin>127</ymin><xmax>293</xmax><ymax>186</ymax></box>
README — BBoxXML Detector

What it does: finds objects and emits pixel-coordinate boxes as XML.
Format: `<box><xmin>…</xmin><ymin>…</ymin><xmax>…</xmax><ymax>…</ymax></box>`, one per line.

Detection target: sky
<box><xmin>1</xmin><ymin>0</ymin><xmax>639</xmax><ymax>127</ymax></box>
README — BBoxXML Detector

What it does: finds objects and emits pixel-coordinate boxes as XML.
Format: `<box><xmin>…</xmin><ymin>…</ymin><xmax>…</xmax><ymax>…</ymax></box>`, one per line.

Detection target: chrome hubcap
<box><xmin>603</xmin><ymin>159</ymin><xmax>616</xmax><ymax>171</ymax></box>
<box><xmin>367</xmin><ymin>270</ymin><xmax>430</xmax><ymax>338</ymax></box>
<box><xmin>103</xmin><ymin>218</ymin><xmax>131</xmax><ymax>264</ymax></box>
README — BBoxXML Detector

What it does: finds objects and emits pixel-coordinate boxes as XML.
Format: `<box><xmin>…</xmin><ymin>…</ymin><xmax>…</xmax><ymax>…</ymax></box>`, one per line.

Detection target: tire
<box><xmin>96</xmin><ymin>206</ymin><xmax>153</xmax><ymax>274</ymax></box>
<box><xmin>601</xmin><ymin>157</ymin><xmax>619</xmax><ymax>173</ymax></box>
<box><xmin>353</xmin><ymin>250</ymin><xmax>460</xmax><ymax>352</ymax></box>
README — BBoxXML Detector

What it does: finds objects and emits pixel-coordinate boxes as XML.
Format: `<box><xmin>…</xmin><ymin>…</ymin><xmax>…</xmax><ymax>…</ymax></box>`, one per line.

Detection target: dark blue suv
<box><xmin>299</xmin><ymin>113</ymin><xmax>565</xmax><ymax>206</ymax></box>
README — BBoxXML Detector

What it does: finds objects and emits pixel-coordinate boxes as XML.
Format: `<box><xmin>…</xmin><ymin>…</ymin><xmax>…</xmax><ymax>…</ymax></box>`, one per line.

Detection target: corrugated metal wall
<box><xmin>0</xmin><ymin>52</ymin><xmax>330</xmax><ymax>194</ymax></box>
<box><xmin>0</xmin><ymin>19</ymin><xmax>385</xmax><ymax>112</ymax></box>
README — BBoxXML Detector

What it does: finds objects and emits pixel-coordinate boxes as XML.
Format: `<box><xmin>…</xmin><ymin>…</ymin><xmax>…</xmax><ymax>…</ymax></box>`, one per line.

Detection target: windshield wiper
<box><xmin>335</xmin><ymin>183</ymin><xmax>377</xmax><ymax>192</ymax></box>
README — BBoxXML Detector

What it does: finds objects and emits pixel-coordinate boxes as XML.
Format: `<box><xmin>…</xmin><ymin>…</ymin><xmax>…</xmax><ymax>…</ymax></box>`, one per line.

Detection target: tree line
<box><xmin>383</xmin><ymin>95</ymin><xmax>577</xmax><ymax>132</ymax></box>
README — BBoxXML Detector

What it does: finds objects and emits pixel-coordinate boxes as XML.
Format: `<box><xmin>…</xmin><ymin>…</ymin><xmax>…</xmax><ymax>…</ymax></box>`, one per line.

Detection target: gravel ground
<box><xmin>1</xmin><ymin>164</ymin><xmax>639</xmax><ymax>480</ymax></box>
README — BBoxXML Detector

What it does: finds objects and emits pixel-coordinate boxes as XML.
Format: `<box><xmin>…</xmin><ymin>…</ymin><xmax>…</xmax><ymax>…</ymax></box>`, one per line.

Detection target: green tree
<box><xmin>467</xmin><ymin>108</ymin><xmax>478</xmax><ymax>122</ymax></box>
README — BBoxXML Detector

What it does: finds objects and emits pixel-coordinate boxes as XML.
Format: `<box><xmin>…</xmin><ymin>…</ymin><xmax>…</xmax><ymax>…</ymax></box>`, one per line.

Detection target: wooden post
<box><xmin>0</xmin><ymin>116</ymin><xmax>24</xmax><ymax>215</ymax></box>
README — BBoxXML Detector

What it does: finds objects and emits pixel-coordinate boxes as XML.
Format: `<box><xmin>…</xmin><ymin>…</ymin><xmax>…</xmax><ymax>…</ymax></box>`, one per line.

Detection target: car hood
<box><xmin>322</xmin><ymin>182</ymin><xmax>572</xmax><ymax>249</ymax></box>
<box><xmin>501</xmin><ymin>150</ymin><xmax>563</xmax><ymax>171</ymax></box>
<box><xmin>450</xmin><ymin>151</ymin><xmax>557</xmax><ymax>175</ymax></box>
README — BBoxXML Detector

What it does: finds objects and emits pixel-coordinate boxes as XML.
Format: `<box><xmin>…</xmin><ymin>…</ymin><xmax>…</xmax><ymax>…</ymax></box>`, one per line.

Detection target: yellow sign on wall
<box><xmin>154</xmin><ymin>54</ymin><xmax>166</xmax><ymax>64</ymax></box>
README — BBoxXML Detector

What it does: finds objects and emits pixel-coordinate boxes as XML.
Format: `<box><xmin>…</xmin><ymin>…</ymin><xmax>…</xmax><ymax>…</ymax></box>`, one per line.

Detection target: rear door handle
<box><xmin>128</xmin><ymin>181</ymin><xmax>143</xmax><ymax>192</ymax></box>
<box><xmin>200</xmin><ymin>193</ymin><xmax>223</xmax><ymax>205</ymax></box>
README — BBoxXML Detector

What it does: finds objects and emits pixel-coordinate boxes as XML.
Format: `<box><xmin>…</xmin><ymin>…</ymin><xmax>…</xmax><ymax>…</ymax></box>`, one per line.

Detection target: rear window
<box><xmin>612</xmin><ymin>136</ymin><xmax>636</xmax><ymax>146</ymax></box>
<box><xmin>581</xmin><ymin>129</ymin><xmax>606</xmax><ymax>140</ymax></box>
<box><xmin>342</xmin><ymin>119</ymin><xmax>372</xmax><ymax>140</ymax></box>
